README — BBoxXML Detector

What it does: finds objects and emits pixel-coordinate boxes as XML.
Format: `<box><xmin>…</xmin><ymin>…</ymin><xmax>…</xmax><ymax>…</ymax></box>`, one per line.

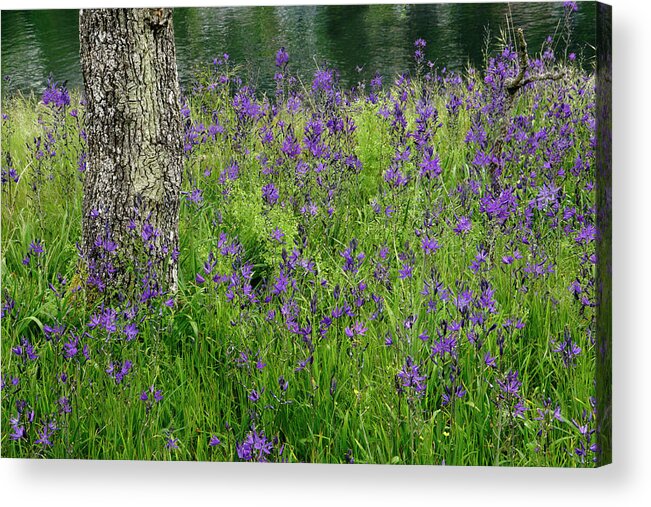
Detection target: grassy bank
<box><xmin>1</xmin><ymin>34</ymin><xmax>599</xmax><ymax>465</ymax></box>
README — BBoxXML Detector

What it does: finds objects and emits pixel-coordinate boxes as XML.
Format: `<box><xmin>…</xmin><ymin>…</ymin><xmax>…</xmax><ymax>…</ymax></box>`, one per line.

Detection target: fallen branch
<box><xmin>505</xmin><ymin>28</ymin><xmax>567</xmax><ymax>96</ymax></box>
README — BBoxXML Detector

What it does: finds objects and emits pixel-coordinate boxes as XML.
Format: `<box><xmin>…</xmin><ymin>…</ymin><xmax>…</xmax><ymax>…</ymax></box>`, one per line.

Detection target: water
<box><xmin>1</xmin><ymin>3</ymin><xmax>596</xmax><ymax>96</ymax></box>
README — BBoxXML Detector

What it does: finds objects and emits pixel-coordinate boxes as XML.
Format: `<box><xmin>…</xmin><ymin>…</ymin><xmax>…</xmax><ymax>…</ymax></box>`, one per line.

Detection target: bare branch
<box><xmin>505</xmin><ymin>28</ymin><xmax>567</xmax><ymax>96</ymax></box>
<box><xmin>520</xmin><ymin>70</ymin><xmax>568</xmax><ymax>87</ymax></box>
<box><xmin>505</xmin><ymin>28</ymin><xmax>529</xmax><ymax>94</ymax></box>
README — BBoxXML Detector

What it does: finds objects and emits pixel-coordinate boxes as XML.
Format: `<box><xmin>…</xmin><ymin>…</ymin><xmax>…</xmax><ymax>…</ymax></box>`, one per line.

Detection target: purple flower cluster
<box><xmin>41</xmin><ymin>77</ymin><xmax>70</xmax><ymax>109</ymax></box>
<box><xmin>106</xmin><ymin>360</ymin><xmax>133</xmax><ymax>384</ymax></box>
<box><xmin>396</xmin><ymin>356</ymin><xmax>427</xmax><ymax>398</ymax></box>
<box><xmin>2</xmin><ymin>19</ymin><xmax>599</xmax><ymax>465</ymax></box>
<box><xmin>236</xmin><ymin>428</ymin><xmax>274</xmax><ymax>462</ymax></box>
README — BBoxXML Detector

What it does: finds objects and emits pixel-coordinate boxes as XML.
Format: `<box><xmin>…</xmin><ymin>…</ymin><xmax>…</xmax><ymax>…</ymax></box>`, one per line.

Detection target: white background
<box><xmin>2</xmin><ymin>0</ymin><xmax>650</xmax><ymax>505</ymax></box>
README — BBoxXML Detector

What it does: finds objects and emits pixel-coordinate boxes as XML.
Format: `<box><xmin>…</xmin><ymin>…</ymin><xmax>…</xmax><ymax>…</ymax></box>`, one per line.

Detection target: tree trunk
<box><xmin>79</xmin><ymin>8</ymin><xmax>183</xmax><ymax>297</ymax></box>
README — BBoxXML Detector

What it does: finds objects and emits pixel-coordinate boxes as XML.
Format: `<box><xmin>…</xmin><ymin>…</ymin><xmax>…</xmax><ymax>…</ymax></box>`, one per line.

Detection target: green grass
<box><xmin>1</xmin><ymin>61</ymin><xmax>599</xmax><ymax>466</ymax></box>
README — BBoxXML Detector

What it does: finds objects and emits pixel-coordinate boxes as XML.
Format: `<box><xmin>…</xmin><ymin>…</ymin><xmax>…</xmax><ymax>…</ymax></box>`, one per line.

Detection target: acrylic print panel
<box><xmin>1</xmin><ymin>1</ymin><xmax>611</xmax><ymax>467</ymax></box>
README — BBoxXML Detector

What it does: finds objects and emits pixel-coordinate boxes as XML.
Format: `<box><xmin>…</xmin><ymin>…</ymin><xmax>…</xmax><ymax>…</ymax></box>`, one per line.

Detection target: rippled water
<box><xmin>1</xmin><ymin>3</ymin><xmax>596</xmax><ymax>96</ymax></box>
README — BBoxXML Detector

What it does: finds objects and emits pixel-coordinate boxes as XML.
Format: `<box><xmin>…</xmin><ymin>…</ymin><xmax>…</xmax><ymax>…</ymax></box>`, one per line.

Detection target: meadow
<box><xmin>1</xmin><ymin>16</ymin><xmax>601</xmax><ymax>465</ymax></box>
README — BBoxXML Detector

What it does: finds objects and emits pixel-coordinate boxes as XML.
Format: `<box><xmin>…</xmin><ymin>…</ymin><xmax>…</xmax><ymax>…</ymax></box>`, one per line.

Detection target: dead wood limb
<box><xmin>505</xmin><ymin>28</ymin><xmax>567</xmax><ymax>96</ymax></box>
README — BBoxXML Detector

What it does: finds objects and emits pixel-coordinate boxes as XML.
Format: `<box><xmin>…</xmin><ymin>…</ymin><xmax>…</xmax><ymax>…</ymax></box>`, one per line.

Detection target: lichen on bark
<box><xmin>79</xmin><ymin>8</ymin><xmax>183</xmax><ymax>297</ymax></box>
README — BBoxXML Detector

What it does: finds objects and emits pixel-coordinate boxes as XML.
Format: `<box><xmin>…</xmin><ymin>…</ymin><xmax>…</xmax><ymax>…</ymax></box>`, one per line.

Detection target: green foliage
<box><xmin>1</xmin><ymin>54</ymin><xmax>599</xmax><ymax>466</ymax></box>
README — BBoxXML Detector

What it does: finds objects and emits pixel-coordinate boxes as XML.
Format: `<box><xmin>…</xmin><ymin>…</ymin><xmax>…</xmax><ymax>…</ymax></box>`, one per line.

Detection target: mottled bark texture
<box><xmin>80</xmin><ymin>8</ymin><xmax>183</xmax><ymax>294</ymax></box>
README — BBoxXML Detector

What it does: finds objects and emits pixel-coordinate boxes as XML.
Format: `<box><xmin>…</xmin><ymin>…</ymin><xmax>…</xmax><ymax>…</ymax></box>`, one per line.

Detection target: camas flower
<box><xmin>564</xmin><ymin>1</ymin><xmax>578</xmax><ymax>12</ymax></box>
<box><xmin>42</xmin><ymin>78</ymin><xmax>70</xmax><ymax>108</ymax></box>
<box><xmin>419</xmin><ymin>150</ymin><xmax>441</xmax><ymax>178</ymax></box>
<box><xmin>123</xmin><ymin>323</ymin><xmax>138</xmax><ymax>342</ymax></box>
<box><xmin>237</xmin><ymin>428</ymin><xmax>274</xmax><ymax>462</ymax></box>
<box><xmin>58</xmin><ymin>396</ymin><xmax>72</xmax><ymax>414</ymax></box>
<box><xmin>35</xmin><ymin>421</ymin><xmax>58</xmax><ymax>447</ymax></box>
<box><xmin>396</xmin><ymin>356</ymin><xmax>427</xmax><ymax>397</ymax></box>
<box><xmin>275</xmin><ymin>47</ymin><xmax>289</xmax><ymax>68</ymax></box>
<box><xmin>106</xmin><ymin>360</ymin><xmax>133</xmax><ymax>384</ymax></box>
<box><xmin>414</xmin><ymin>38</ymin><xmax>427</xmax><ymax>63</ymax></box>
<box><xmin>398</xmin><ymin>263</ymin><xmax>413</xmax><ymax>279</ymax></box>
<box><xmin>44</xmin><ymin>323</ymin><xmax>65</xmax><ymax>341</ymax></box>
<box><xmin>455</xmin><ymin>289</ymin><xmax>473</xmax><ymax>312</ymax></box>
<box><xmin>497</xmin><ymin>370</ymin><xmax>522</xmax><ymax>395</ymax></box>
<box><xmin>10</xmin><ymin>423</ymin><xmax>27</xmax><ymax>441</ymax></box>
<box><xmin>62</xmin><ymin>335</ymin><xmax>79</xmax><ymax>359</ymax></box>
<box><xmin>340</xmin><ymin>240</ymin><xmax>365</xmax><ymax>274</ymax></box>
<box><xmin>278</xmin><ymin>376</ymin><xmax>288</xmax><ymax>392</ymax></box>
<box><xmin>262</xmin><ymin>183</ymin><xmax>279</xmax><ymax>205</ymax></box>
<box><xmin>442</xmin><ymin>384</ymin><xmax>466</xmax><ymax>406</ymax></box>
<box><xmin>12</xmin><ymin>337</ymin><xmax>38</xmax><ymax>362</ymax></box>
<box><xmin>248</xmin><ymin>389</ymin><xmax>261</xmax><ymax>402</ymax></box>
<box><xmin>29</xmin><ymin>240</ymin><xmax>45</xmax><ymax>256</ymax></box>
<box><xmin>344</xmin><ymin>321</ymin><xmax>368</xmax><ymax>338</ymax></box>
<box><xmin>551</xmin><ymin>328</ymin><xmax>582</xmax><ymax>367</ymax></box>
<box><xmin>312</xmin><ymin>68</ymin><xmax>334</xmax><ymax>92</ymax></box>
<box><xmin>575</xmin><ymin>224</ymin><xmax>596</xmax><ymax>244</ymax></box>
<box><xmin>454</xmin><ymin>216</ymin><xmax>472</xmax><ymax>235</ymax></box>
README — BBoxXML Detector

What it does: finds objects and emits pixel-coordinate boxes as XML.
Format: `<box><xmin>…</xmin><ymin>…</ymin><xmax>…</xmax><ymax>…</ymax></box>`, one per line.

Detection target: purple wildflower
<box><xmin>270</xmin><ymin>227</ymin><xmax>285</xmax><ymax>243</ymax></box>
<box><xmin>29</xmin><ymin>240</ymin><xmax>45</xmax><ymax>256</ymax></box>
<box><xmin>237</xmin><ymin>428</ymin><xmax>274</xmax><ymax>462</ymax></box>
<box><xmin>42</xmin><ymin>78</ymin><xmax>70</xmax><ymax>108</ymax></box>
<box><xmin>398</xmin><ymin>263</ymin><xmax>413</xmax><ymax>279</ymax></box>
<box><xmin>551</xmin><ymin>328</ymin><xmax>582</xmax><ymax>367</ymax></box>
<box><xmin>454</xmin><ymin>216</ymin><xmax>472</xmax><ymax>235</ymax></box>
<box><xmin>497</xmin><ymin>370</ymin><xmax>522</xmax><ymax>395</ymax></box>
<box><xmin>484</xmin><ymin>352</ymin><xmax>497</xmax><ymax>368</ymax></box>
<box><xmin>421</xmin><ymin>236</ymin><xmax>440</xmax><ymax>254</ymax></box>
<box><xmin>58</xmin><ymin>396</ymin><xmax>72</xmax><ymax>414</ymax></box>
<box><xmin>278</xmin><ymin>375</ymin><xmax>288</xmax><ymax>392</ymax></box>
<box><xmin>262</xmin><ymin>182</ymin><xmax>279</xmax><ymax>205</ymax></box>
<box><xmin>35</xmin><ymin>421</ymin><xmax>57</xmax><ymax>447</ymax></box>
<box><xmin>123</xmin><ymin>323</ymin><xmax>138</xmax><ymax>342</ymax></box>
<box><xmin>564</xmin><ymin>1</ymin><xmax>578</xmax><ymax>12</ymax></box>
<box><xmin>419</xmin><ymin>151</ymin><xmax>442</xmax><ymax>178</ymax></box>
<box><xmin>10</xmin><ymin>423</ymin><xmax>27</xmax><ymax>441</ymax></box>
<box><xmin>396</xmin><ymin>356</ymin><xmax>427</xmax><ymax>397</ymax></box>
<box><xmin>275</xmin><ymin>47</ymin><xmax>289</xmax><ymax>68</ymax></box>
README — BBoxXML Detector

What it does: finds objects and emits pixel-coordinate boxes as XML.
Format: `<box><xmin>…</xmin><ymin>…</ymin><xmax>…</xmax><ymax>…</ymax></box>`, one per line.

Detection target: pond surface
<box><xmin>2</xmin><ymin>3</ymin><xmax>596</xmax><ymax>96</ymax></box>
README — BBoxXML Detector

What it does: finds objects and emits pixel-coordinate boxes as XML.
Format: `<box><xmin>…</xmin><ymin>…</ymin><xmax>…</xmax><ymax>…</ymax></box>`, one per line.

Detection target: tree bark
<box><xmin>79</xmin><ymin>8</ymin><xmax>183</xmax><ymax>296</ymax></box>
